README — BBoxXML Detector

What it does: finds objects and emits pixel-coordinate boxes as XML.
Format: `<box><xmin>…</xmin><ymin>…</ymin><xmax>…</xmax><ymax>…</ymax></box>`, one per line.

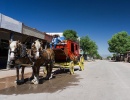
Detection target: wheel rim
<box><xmin>69</xmin><ymin>61</ymin><xmax>74</xmax><ymax>74</ymax></box>
<box><xmin>80</xmin><ymin>56</ymin><xmax>84</xmax><ymax>63</ymax></box>
<box><xmin>79</xmin><ymin>56</ymin><xmax>84</xmax><ymax>70</ymax></box>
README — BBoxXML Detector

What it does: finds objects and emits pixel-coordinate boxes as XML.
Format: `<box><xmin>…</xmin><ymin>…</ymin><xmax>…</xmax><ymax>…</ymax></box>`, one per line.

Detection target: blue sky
<box><xmin>0</xmin><ymin>0</ymin><xmax>130</xmax><ymax>57</ymax></box>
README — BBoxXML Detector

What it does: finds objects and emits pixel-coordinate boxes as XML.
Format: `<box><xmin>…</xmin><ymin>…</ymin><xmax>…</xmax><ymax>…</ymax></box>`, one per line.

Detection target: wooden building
<box><xmin>0</xmin><ymin>14</ymin><xmax>52</xmax><ymax>69</ymax></box>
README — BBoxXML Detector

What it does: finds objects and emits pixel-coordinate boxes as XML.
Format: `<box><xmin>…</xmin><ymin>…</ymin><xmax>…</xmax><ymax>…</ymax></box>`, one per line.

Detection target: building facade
<box><xmin>0</xmin><ymin>14</ymin><xmax>52</xmax><ymax>69</ymax></box>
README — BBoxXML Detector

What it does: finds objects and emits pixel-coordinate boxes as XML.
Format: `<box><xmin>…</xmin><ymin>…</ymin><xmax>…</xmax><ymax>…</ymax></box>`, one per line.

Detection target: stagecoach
<box><xmin>9</xmin><ymin>37</ymin><xmax>84</xmax><ymax>84</ymax></box>
<box><xmin>50</xmin><ymin>40</ymin><xmax>84</xmax><ymax>74</ymax></box>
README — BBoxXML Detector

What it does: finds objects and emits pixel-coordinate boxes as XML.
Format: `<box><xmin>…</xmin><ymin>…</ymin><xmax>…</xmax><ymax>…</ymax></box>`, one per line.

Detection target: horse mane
<box><xmin>20</xmin><ymin>44</ymin><xmax>27</xmax><ymax>57</ymax></box>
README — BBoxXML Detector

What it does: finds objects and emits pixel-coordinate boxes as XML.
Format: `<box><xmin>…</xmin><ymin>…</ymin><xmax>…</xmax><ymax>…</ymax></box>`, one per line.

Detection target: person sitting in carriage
<box><xmin>50</xmin><ymin>34</ymin><xmax>62</xmax><ymax>48</ymax></box>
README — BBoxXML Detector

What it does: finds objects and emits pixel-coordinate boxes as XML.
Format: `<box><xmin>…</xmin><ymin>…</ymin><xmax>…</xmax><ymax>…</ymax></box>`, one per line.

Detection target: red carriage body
<box><xmin>53</xmin><ymin>40</ymin><xmax>80</xmax><ymax>62</ymax></box>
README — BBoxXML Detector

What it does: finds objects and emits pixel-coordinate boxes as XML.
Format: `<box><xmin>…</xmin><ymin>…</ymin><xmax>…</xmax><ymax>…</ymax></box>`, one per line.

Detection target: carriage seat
<box><xmin>57</xmin><ymin>42</ymin><xmax>67</xmax><ymax>45</ymax></box>
<box><xmin>56</xmin><ymin>40</ymin><xmax>67</xmax><ymax>45</ymax></box>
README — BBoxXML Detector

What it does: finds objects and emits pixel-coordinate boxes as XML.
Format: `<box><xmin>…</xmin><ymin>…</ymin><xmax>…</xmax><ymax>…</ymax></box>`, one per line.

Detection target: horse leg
<box><xmin>15</xmin><ymin>65</ymin><xmax>20</xmax><ymax>83</ymax></box>
<box><xmin>45</xmin><ymin>64</ymin><xmax>49</xmax><ymax>80</ymax></box>
<box><xmin>21</xmin><ymin>66</ymin><xmax>25</xmax><ymax>83</ymax></box>
<box><xmin>37</xmin><ymin>66</ymin><xmax>40</xmax><ymax>83</ymax></box>
<box><xmin>45</xmin><ymin>62</ymin><xmax>53</xmax><ymax>80</ymax></box>
<box><xmin>30</xmin><ymin>62</ymin><xmax>35</xmax><ymax>79</ymax></box>
<box><xmin>31</xmin><ymin>66</ymin><xmax>39</xmax><ymax>84</ymax></box>
<box><xmin>48</xmin><ymin>61</ymin><xmax>53</xmax><ymax>79</ymax></box>
<box><xmin>28</xmin><ymin>67</ymin><xmax>34</xmax><ymax>81</ymax></box>
<box><xmin>31</xmin><ymin>66</ymin><xmax>36</xmax><ymax>83</ymax></box>
<box><xmin>43</xmin><ymin>66</ymin><xmax>47</xmax><ymax>77</ymax></box>
<box><xmin>33</xmin><ymin>66</ymin><xmax>40</xmax><ymax>84</ymax></box>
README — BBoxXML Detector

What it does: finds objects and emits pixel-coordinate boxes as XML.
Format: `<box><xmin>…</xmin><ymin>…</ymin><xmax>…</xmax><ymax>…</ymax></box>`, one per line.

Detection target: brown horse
<box><xmin>30</xmin><ymin>39</ymin><xmax>55</xmax><ymax>84</ymax></box>
<box><xmin>9</xmin><ymin>40</ymin><xmax>33</xmax><ymax>84</ymax></box>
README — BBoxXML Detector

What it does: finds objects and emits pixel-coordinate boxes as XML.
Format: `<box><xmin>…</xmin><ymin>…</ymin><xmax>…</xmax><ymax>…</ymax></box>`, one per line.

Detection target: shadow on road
<box><xmin>0</xmin><ymin>68</ymin><xmax>80</xmax><ymax>95</ymax></box>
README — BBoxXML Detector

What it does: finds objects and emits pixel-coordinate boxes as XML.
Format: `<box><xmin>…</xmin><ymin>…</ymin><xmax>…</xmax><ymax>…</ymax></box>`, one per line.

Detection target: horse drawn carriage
<box><xmin>51</xmin><ymin>40</ymin><xmax>84</xmax><ymax>74</ymax></box>
<box><xmin>9</xmin><ymin>37</ymin><xmax>84</xmax><ymax>84</ymax></box>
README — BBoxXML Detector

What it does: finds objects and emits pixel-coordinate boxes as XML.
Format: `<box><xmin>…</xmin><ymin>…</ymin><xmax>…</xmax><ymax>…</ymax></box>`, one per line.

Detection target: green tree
<box><xmin>108</xmin><ymin>31</ymin><xmax>130</xmax><ymax>54</ymax></box>
<box><xmin>95</xmin><ymin>53</ymin><xmax>102</xmax><ymax>59</ymax></box>
<box><xmin>88</xmin><ymin>41</ymin><xmax>98</xmax><ymax>57</ymax></box>
<box><xmin>80</xmin><ymin>35</ymin><xmax>98</xmax><ymax>58</ymax></box>
<box><xmin>80</xmin><ymin>35</ymin><xmax>91</xmax><ymax>55</ymax></box>
<box><xmin>107</xmin><ymin>56</ymin><xmax>112</xmax><ymax>60</ymax></box>
<box><xmin>63</xmin><ymin>30</ymin><xmax>78</xmax><ymax>41</ymax></box>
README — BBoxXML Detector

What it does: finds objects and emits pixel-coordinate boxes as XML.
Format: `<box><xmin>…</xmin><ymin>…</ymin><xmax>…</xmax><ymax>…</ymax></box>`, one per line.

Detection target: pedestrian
<box><xmin>50</xmin><ymin>34</ymin><xmax>62</xmax><ymax>48</ymax></box>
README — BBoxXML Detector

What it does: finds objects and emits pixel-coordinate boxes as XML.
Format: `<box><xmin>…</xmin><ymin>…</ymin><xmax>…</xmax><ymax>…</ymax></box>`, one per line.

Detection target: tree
<box><xmin>107</xmin><ymin>56</ymin><xmax>112</xmax><ymax>60</ymax></box>
<box><xmin>63</xmin><ymin>30</ymin><xmax>78</xmax><ymax>41</ymax></box>
<box><xmin>80</xmin><ymin>35</ymin><xmax>98</xmax><ymax>58</ymax></box>
<box><xmin>80</xmin><ymin>35</ymin><xmax>91</xmax><ymax>55</ymax></box>
<box><xmin>88</xmin><ymin>41</ymin><xmax>98</xmax><ymax>57</ymax></box>
<box><xmin>108</xmin><ymin>31</ymin><xmax>130</xmax><ymax>54</ymax></box>
<box><xmin>95</xmin><ymin>53</ymin><xmax>102</xmax><ymax>59</ymax></box>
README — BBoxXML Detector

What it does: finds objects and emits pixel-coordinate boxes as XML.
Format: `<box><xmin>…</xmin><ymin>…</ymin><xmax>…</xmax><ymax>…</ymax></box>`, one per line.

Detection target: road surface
<box><xmin>0</xmin><ymin>60</ymin><xmax>130</xmax><ymax>100</ymax></box>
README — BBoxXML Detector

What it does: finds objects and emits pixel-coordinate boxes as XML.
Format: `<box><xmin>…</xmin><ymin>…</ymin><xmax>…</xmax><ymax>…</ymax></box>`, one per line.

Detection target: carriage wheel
<box><xmin>43</xmin><ymin>67</ymin><xmax>47</xmax><ymax>77</ymax></box>
<box><xmin>69</xmin><ymin>61</ymin><xmax>74</xmax><ymax>74</ymax></box>
<box><xmin>79</xmin><ymin>56</ymin><xmax>84</xmax><ymax>71</ymax></box>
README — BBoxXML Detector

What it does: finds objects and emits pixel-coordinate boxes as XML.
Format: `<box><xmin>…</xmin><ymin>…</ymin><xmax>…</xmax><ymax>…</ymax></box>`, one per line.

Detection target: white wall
<box><xmin>46</xmin><ymin>32</ymin><xmax>63</xmax><ymax>37</ymax></box>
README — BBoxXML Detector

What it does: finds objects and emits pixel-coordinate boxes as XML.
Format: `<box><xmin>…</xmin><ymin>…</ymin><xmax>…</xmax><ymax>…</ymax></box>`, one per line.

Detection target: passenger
<box><xmin>50</xmin><ymin>34</ymin><xmax>62</xmax><ymax>48</ymax></box>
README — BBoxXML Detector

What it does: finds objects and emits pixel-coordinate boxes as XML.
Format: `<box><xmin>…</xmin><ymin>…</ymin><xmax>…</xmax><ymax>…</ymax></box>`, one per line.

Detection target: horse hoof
<box><xmin>20</xmin><ymin>79</ymin><xmax>24</xmax><ymax>83</ymax></box>
<box><xmin>45</xmin><ymin>74</ymin><xmax>53</xmax><ymax>80</ymax></box>
<box><xmin>31</xmin><ymin>79</ymin><xmax>39</xmax><ymax>84</ymax></box>
<box><xmin>45</xmin><ymin>76</ymin><xmax>51</xmax><ymax>80</ymax></box>
<box><xmin>14</xmin><ymin>80</ymin><xmax>22</xmax><ymax>85</ymax></box>
<box><xmin>34</xmin><ymin>81</ymin><xmax>39</xmax><ymax>84</ymax></box>
<box><xmin>45</xmin><ymin>77</ymin><xmax>49</xmax><ymax>80</ymax></box>
<box><xmin>14</xmin><ymin>80</ymin><xmax>21</xmax><ymax>83</ymax></box>
<box><xmin>31</xmin><ymin>79</ymin><xmax>35</xmax><ymax>83</ymax></box>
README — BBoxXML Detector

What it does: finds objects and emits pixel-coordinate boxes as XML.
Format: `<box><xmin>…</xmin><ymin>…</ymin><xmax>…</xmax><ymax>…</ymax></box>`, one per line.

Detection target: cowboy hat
<box><xmin>53</xmin><ymin>34</ymin><xmax>59</xmax><ymax>37</ymax></box>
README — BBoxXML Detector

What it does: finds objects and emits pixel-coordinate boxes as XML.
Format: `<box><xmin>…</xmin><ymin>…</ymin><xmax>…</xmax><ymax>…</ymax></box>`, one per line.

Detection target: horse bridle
<box><xmin>10</xmin><ymin>50</ymin><xmax>17</xmax><ymax>54</ymax></box>
<box><xmin>31</xmin><ymin>41</ymin><xmax>43</xmax><ymax>59</ymax></box>
<box><xmin>10</xmin><ymin>44</ymin><xmax>27</xmax><ymax>58</ymax></box>
<box><xmin>20</xmin><ymin>44</ymin><xmax>27</xmax><ymax>57</ymax></box>
<box><xmin>10</xmin><ymin>47</ymin><xmax>19</xmax><ymax>57</ymax></box>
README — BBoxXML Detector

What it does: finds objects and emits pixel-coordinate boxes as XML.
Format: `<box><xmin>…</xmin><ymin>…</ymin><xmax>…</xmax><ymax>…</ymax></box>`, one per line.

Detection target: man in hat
<box><xmin>50</xmin><ymin>34</ymin><xmax>62</xmax><ymax>48</ymax></box>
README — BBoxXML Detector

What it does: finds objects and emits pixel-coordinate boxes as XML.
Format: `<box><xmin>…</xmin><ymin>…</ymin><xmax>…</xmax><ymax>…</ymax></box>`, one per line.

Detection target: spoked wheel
<box><xmin>69</xmin><ymin>61</ymin><xmax>74</xmax><ymax>74</ymax></box>
<box><xmin>79</xmin><ymin>56</ymin><xmax>84</xmax><ymax>71</ymax></box>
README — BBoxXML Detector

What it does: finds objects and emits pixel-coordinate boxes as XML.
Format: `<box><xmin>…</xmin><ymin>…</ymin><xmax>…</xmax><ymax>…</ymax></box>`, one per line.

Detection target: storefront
<box><xmin>0</xmin><ymin>14</ymin><xmax>50</xmax><ymax>69</ymax></box>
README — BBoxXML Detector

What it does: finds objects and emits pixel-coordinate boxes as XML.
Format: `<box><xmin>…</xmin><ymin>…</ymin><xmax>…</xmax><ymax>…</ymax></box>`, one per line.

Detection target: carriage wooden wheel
<box><xmin>52</xmin><ymin>40</ymin><xmax>84</xmax><ymax>74</ymax></box>
<box><xmin>79</xmin><ymin>56</ymin><xmax>84</xmax><ymax>71</ymax></box>
<box><xmin>69</xmin><ymin>61</ymin><xmax>74</xmax><ymax>74</ymax></box>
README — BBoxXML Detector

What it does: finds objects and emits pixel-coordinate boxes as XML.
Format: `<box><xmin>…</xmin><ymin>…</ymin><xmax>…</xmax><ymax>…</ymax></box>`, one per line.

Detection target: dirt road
<box><xmin>1</xmin><ymin>60</ymin><xmax>130</xmax><ymax>100</ymax></box>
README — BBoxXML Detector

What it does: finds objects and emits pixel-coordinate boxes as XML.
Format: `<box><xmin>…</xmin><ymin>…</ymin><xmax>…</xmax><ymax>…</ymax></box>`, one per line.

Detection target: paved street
<box><xmin>1</xmin><ymin>60</ymin><xmax>130</xmax><ymax>100</ymax></box>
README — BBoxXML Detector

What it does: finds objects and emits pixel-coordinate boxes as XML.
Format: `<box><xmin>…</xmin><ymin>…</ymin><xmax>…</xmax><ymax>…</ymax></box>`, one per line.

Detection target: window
<box><xmin>1</xmin><ymin>39</ymin><xmax>9</xmax><ymax>49</ymax></box>
<box><xmin>0</xmin><ymin>39</ymin><xmax>9</xmax><ymax>57</ymax></box>
<box><xmin>71</xmin><ymin>43</ymin><xmax>74</xmax><ymax>52</ymax></box>
<box><xmin>75</xmin><ymin>45</ymin><xmax>78</xmax><ymax>50</ymax></box>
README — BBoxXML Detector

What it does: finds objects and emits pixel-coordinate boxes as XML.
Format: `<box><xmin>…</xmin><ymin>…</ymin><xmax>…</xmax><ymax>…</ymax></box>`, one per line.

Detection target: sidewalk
<box><xmin>0</xmin><ymin>67</ymin><xmax>60</xmax><ymax>79</ymax></box>
<box><xmin>0</xmin><ymin>67</ymin><xmax>32</xmax><ymax>79</ymax></box>
<box><xmin>0</xmin><ymin>61</ymin><xmax>88</xmax><ymax>79</ymax></box>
